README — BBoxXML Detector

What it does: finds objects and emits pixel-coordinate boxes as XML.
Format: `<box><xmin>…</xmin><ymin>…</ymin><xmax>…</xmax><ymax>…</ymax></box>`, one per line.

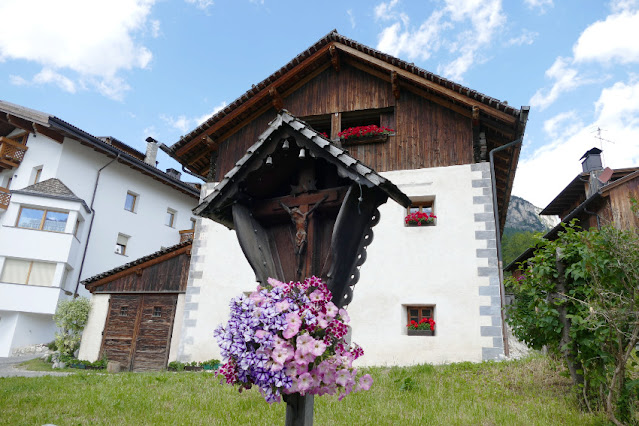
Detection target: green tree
<box><xmin>501</xmin><ymin>228</ymin><xmax>538</xmax><ymax>266</ymax></box>
<box><xmin>53</xmin><ymin>297</ymin><xmax>91</xmax><ymax>357</ymax></box>
<box><xmin>506</xmin><ymin>221</ymin><xmax>639</xmax><ymax>425</ymax></box>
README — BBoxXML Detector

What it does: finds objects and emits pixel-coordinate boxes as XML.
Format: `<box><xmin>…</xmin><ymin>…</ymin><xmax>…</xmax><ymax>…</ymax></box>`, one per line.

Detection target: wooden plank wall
<box><xmin>215</xmin><ymin>63</ymin><xmax>473</xmax><ymax>179</ymax></box>
<box><xmin>94</xmin><ymin>252</ymin><xmax>190</xmax><ymax>294</ymax></box>
<box><xmin>605</xmin><ymin>177</ymin><xmax>639</xmax><ymax>229</ymax></box>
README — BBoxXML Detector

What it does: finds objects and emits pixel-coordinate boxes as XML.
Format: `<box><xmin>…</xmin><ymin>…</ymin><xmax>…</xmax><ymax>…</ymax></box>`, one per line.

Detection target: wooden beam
<box><xmin>391</xmin><ymin>71</ymin><xmax>400</xmax><ymax>100</ymax></box>
<box><xmin>6</xmin><ymin>114</ymin><xmax>34</xmax><ymax>133</ymax></box>
<box><xmin>334</xmin><ymin>43</ymin><xmax>517</xmax><ymax>125</ymax></box>
<box><xmin>175</xmin><ymin>43</ymin><xmax>333</xmax><ymax>157</ymax></box>
<box><xmin>269</xmin><ymin>87</ymin><xmax>284</xmax><ymax>111</ymax></box>
<box><xmin>329</xmin><ymin>45</ymin><xmax>340</xmax><ymax>72</ymax></box>
<box><xmin>33</xmin><ymin>123</ymin><xmax>64</xmax><ymax>143</ymax></box>
<box><xmin>330</xmin><ymin>112</ymin><xmax>341</xmax><ymax>140</ymax></box>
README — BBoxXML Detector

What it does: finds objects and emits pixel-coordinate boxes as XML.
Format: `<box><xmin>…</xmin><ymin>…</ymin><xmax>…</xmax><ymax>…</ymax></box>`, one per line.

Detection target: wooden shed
<box><xmin>82</xmin><ymin>241</ymin><xmax>191</xmax><ymax>371</ymax></box>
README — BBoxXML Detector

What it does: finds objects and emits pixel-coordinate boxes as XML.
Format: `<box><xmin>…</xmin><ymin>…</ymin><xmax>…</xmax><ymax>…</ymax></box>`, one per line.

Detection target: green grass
<box><xmin>0</xmin><ymin>355</ymin><xmax>608</xmax><ymax>425</ymax></box>
<box><xmin>17</xmin><ymin>358</ymin><xmax>77</xmax><ymax>372</ymax></box>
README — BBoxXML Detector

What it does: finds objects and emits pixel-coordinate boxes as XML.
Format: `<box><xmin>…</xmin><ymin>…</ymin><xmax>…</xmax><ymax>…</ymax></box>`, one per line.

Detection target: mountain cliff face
<box><xmin>505</xmin><ymin>196</ymin><xmax>559</xmax><ymax>233</ymax></box>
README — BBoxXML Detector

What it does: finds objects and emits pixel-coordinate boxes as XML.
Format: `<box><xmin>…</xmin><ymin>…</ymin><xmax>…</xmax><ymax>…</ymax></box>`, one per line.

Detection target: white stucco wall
<box><xmin>0</xmin><ymin>312</ymin><xmax>19</xmax><ymax>357</ymax></box>
<box><xmin>77</xmin><ymin>294</ymin><xmax>110</xmax><ymax>362</ymax></box>
<box><xmin>167</xmin><ymin>294</ymin><xmax>186</xmax><ymax>362</ymax></box>
<box><xmin>178</xmin><ymin>163</ymin><xmax>504</xmax><ymax>365</ymax></box>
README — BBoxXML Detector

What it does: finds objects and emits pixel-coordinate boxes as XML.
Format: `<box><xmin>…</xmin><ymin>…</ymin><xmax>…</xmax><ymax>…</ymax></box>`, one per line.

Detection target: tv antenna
<box><xmin>591</xmin><ymin>127</ymin><xmax>615</xmax><ymax>166</ymax></box>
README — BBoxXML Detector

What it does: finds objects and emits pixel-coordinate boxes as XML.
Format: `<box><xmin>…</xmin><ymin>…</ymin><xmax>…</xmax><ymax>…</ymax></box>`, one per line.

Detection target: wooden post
<box><xmin>284</xmin><ymin>394</ymin><xmax>314</xmax><ymax>426</ymax></box>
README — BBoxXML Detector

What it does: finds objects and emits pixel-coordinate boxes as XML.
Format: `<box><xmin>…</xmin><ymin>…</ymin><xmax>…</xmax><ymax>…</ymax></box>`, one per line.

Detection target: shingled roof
<box><xmin>0</xmin><ymin>100</ymin><xmax>200</xmax><ymax>198</ymax></box>
<box><xmin>12</xmin><ymin>178</ymin><xmax>91</xmax><ymax>212</ymax></box>
<box><xmin>194</xmin><ymin>110</ymin><xmax>411</xmax><ymax>228</ymax></box>
<box><xmin>83</xmin><ymin>240</ymin><xmax>192</xmax><ymax>288</ymax></box>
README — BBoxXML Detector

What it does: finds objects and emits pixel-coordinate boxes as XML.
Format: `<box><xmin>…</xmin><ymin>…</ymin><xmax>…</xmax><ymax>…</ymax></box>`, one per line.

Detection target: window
<box><xmin>119</xmin><ymin>306</ymin><xmax>128</xmax><ymax>316</ymax></box>
<box><xmin>16</xmin><ymin>207</ymin><xmax>69</xmax><ymax>232</ymax></box>
<box><xmin>405</xmin><ymin>198</ymin><xmax>436</xmax><ymax>227</ymax></box>
<box><xmin>153</xmin><ymin>307</ymin><xmax>162</xmax><ymax>318</ymax></box>
<box><xmin>1</xmin><ymin>259</ymin><xmax>56</xmax><ymax>286</ymax></box>
<box><xmin>166</xmin><ymin>208</ymin><xmax>176</xmax><ymax>227</ymax></box>
<box><xmin>115</xmin><ymin>234</ymin><xmax>129</xmax><ymax>255</ymax></box>
<box><xmin>407</xmin><ymin>306</ymin><xmax>434</xmax><ymax>324</ymax></box>
<box><xmin>124</xmin><ymin>191</ymin><xmax>138</xmax><ymax>212</ymax></box>
<box><xmin>32</xmin><ymin>167</ymin><xmax>43</xmax><ymax>185</ymax></box>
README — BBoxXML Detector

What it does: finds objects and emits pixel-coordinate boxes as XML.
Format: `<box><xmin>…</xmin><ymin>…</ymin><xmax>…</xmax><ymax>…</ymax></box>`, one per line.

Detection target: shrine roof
<box><xmin>193</xmin><ymin>110</ymin><xmax>411</xmax><ymax>226</ymax></box>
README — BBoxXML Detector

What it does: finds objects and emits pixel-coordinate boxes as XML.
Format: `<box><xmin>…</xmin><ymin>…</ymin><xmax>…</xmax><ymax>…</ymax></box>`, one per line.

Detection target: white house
<box><xmin>78</xmin><ymin>31</ymin><xmax>529</xmax><ymax>367</ymax></box>
<box><xmin>0</xmin><ymin>100</ymin><xmax>201</xmax><ymax>357</ymax></box>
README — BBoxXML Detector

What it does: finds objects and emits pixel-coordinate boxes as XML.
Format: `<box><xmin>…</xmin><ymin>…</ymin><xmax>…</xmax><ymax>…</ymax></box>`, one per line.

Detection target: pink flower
<box><xmin>339</xmin><ymin>308</ymin><xmax>350</xmax><ymax>323</ymax></box>
<box><xmin>325</xmin><ymin>302</ymin><xmax>338</xmax><ymax>319</ymax></box>
<box><xmin>275</xmin><ymin>300</ymin><xmax>290</xmax><ymax>313</ymax></box>
<box><xmin>357</xmin><ymin>374</ymin><xmax>373</xmax><ymax>391</ymax></box>
<box><xmin>309</xmin><ymin>289</ymin><xmax>324</xmax><ymax>302</ymax></box>
<box><xmin>297</xmin><ymin>372</ymin><xmax>313</xmax><ymax>393</ymax></box>
<box><xmin>310</xmin><ymin>338</ymin><xmax>327</xmax><ymax>357</ymax></box>
<box><xmin>316</xmin><ymin>313</ymin><xmax>328</xmax><ymax>328</ymax></box>
<box><xmin>272</xmin><ymin>345</ymin><xmax>293</xmax><ymax>364</ymax></box>
<box><xmin>283</xmin><ymin>312</ymin><xmax>301</xmax><ymax>338</ymax></box>
<box><xmin>335</xmin><ymin>369</ymin><xmax>351</xmax><ymax>387</ymax></box>
<box><xmin>296</xmin><ymin>333</ymin><xmax>315</xmax><ymax>355</ymax></box>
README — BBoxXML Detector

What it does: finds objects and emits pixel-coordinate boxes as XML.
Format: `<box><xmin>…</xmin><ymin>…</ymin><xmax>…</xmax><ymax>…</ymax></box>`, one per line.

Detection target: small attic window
<box><xmin>301</xmin><ymin>114</ymin><xmax>331</xmax><ymax>137</ymax></box>
<box><xmin>341</xmin><ymin>109</ymin><xmax>382</xmax><ymax>131</ymax></box>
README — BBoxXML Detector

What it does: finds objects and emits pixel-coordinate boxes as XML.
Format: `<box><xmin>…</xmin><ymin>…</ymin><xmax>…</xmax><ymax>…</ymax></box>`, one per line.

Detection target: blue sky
<box><xmin>1</xmin><ymin>0</ymin><xmax>638</xmax><ymax>208</ymax></box>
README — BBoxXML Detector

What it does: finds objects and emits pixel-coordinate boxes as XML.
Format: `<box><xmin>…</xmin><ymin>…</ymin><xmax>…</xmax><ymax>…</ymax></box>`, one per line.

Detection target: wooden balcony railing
<box><xmin>179</xmin><ymin>229</ymin><xmax>194</xmax><ymax>243</ymax></box>
<box><xmin>0</xmin><ymin>136</ymin><xmax>29</xmax><ymax>171</ymax></box>
<box><xmin>0</xmin><ymin>186</ymin><xmax>10</xmax><ymax>210</ymax></box>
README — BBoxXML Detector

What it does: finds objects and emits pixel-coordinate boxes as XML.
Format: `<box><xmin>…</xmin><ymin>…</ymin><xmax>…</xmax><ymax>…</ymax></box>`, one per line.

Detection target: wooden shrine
<box><xmin>193</xmin><ymin>110</ymin><xmax>410</xmax><ymax>424</ymax></box>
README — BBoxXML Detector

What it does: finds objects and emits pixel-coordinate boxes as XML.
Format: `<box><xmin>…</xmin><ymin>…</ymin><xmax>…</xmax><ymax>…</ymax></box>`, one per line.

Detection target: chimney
<box><xmin>580</xmin><ymin>147</ymin><xmax>603</xmax><ymax>173</ymax></box>
<box><xmin>145</xmin><ymin>137</ymin><xmax>158</xmax><ymax>166</ymax></box>
<box><xmin>166</xmin><ymin>168</ymin><xmax>181</xmax><ymax>180</ymax></box>
<box><xmin>580</xmin><ymin>148</ymin><xmax>604</xmax><ymax>197</ymax></box>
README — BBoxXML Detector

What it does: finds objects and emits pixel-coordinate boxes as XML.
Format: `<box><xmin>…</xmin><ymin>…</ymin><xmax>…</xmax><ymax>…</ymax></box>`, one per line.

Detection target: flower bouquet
<box><xmin>338</xmin><ymin>125</ymin><xmax>394</xmax><ymax>141</ymax></box>
<box><xmin>404</xmin><ymin>211</ymin><xmax>437</xmax><ymax>226</ymax></box>
<box><xmin>214</xmin><ymin>276</ymin><xmax>372</xmax><ymax>403</ymax></box>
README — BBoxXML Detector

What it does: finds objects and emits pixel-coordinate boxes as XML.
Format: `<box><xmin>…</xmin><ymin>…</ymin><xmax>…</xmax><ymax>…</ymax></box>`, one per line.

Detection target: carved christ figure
<box><xmin>279</xmin><ymin>195</ymin><xmax>328</xmax><ymax>277</ymax></box>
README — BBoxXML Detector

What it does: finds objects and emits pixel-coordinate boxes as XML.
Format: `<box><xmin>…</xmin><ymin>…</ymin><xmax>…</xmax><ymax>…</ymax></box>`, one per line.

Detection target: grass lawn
<box><xmin>0</xmin><ymin>355</ymin><xmax>607</xmax><ymax>425</ymax></box>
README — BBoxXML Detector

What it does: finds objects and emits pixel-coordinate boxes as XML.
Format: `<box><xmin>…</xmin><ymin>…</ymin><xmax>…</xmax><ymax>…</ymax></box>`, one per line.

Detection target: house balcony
<box><xmin>0</xmin><ymin>186</ymin><xmax>9</xmax><ymax>210</ymax></box>
<box><xmin>0</xmin><ymin>136</ymin><xmax>29</xmax><ymax>171</ymax></box>
<box><xmin>179</xmin><ymin>229</ymin><xmax>194</xmax><ymax>243</ymax></box>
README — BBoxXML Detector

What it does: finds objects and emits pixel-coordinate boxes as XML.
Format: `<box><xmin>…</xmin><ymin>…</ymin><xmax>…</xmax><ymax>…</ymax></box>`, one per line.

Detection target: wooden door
<box><xmin>100</xmin><ymin>294</ymin><xmax>178</xmax><ymax>371</ymax></box>
<box><xmin>101</xmin><ymin>294</ymin><xmax>142</xmax><ymax>369</ymax></box>
<box><xmin>130</xmin><ymin>294</ymin><xmax>178</xmax><ymax>372</ymax></box>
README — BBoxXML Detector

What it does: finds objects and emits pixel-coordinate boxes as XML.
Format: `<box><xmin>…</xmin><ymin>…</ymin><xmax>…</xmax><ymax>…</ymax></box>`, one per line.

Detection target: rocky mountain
<box><xmin>505</xmin><ymin>195</ymin><xmax>559</xmax><ymax>233</ymax></box>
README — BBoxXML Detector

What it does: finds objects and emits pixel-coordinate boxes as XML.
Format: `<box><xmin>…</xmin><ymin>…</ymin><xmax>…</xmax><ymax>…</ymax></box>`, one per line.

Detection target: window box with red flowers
<box><xmin>407</xmin><ymin>317</ymin><xmax>436</xmax><ymax>336</ymax></box>
<box><xmin>404</xmin><ymin>211</ymin><xmax>437</xmax><ymax>227</ymax></box>
<box><xmin>339</xmin><ymin>125</ymin><xmax>394</xmax><ymax>145</ymax></box>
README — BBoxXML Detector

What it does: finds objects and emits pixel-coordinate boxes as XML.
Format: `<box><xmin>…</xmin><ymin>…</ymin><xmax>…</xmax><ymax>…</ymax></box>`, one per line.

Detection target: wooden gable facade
<box><xmin>83</xmin><ymin>242</ymin><xmax>191</xmax><ymax>371</ymax></box>
<box><xmin>164</xmin><ymin>31</ymin><xmax>528</xmax><ymax>234</ymax></box>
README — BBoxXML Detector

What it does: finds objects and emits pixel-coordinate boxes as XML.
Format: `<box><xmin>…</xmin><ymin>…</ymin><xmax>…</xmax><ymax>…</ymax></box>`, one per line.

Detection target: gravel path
<box><xmin>0</xmin><ymin>355</ymin><xmax>72</xmax><ymax>378</ymax></box>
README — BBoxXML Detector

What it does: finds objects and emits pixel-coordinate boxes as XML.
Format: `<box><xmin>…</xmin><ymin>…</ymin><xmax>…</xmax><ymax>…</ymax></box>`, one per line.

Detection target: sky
<box><xmin>1</xmin><ymin>0</ymin><xmax>639</xmax><ymax>208</ymax></box>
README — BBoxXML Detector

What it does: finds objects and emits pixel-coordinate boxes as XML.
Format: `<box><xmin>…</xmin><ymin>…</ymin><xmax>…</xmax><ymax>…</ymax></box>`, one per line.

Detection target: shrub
<box><xmin>53</xmin><ymin>297</ymin><xmax>91</xmax><ymax>356</ymax></box>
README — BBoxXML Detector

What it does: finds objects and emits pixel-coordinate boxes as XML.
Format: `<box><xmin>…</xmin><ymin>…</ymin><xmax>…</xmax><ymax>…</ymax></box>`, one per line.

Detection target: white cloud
<box><xmin>0</xmin><ymin>0</ymin><xmax>155</xmax><ymax>100</ymax></box>
<box><xmin>374</xmin><ymin>0</ymin><xmax>400</xmax><ymax>21</ymax></box>
<box><xmin>375</xmin><ymin>0</ymin><xmax>504</xmax><ymax>80</ymax></box>
<box><xmin>542</xmin><ymin>110</ymin><xmax>581</xmax><ymax>139</ymax></box>
<box><xmin>529</xmin><ymin>57</ymin><xmax>591</xmax><ymax>110</ymax></box>
<box><xmin>514</xmin><ymin>79</ymin><xmax>639</xmax><ymax>208</ymax></box>
<box><xmin>573</xmin><ymin>10</ymin><xmax>639</xmax><ymax>64</ymax></box>
<box><xmin>347</xmin><ymin>9</ymin><xmax>356</xmax><ymax>28</ymax></box>
<box><xmin>162</xmin><ymin>101</ymin><xmax>228</xmax><ymax>134</ymax></box>
<box><xmin>33</xmin><ymin>68</ymin><xmax>77</xmax><ymax>93</ymax></box>
<box><xmin>523</xmin><ymin>0</ymin><xmax>553</xmax><ymax>12</ymax></box>
<box><xmin>150</xmin><ymin>19</ymin><xmax>161</xmax><ymax>38</ymax></box>
<box><xmin>9</xmin><ymin>75</ymin><xmax>29</xmax><ymax>86</ymax></box>
<box><xmin>185</xmin><ymin>0</ymin><xmax>214</xmax><ymax>10</ymax></box>
<box><xmin>506</xmin><ymin>29</ymin><xmax>538</xmax><ymax>47</ymax></box>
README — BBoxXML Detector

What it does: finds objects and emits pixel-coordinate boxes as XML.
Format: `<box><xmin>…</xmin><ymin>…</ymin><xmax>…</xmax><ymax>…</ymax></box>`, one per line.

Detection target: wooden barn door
<box><xmin>130</xmin><ymin>294</ymin><xmax>178</xmax><ymax>372</ymax></box>
<box><xmin>100</xmin><ymin>294</ymin><xmax>178</xmax><ymax>372</ymax></box>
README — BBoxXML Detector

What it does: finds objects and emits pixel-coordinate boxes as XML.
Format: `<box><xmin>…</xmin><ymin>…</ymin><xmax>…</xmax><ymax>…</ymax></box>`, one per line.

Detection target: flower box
<box><xmin>341</xmin><ymin>133</ymin><xmax>389</xmax><ymax>145</ymax></box>
<box><xmin>404</xmin><ymin>211</ymin><xmax>437</xmax><ymax>227</ymax></box>
<box><xmin>184</xmin><ymin>366</ymin><xmax>203</xmax><ymax>372</ymax></box>
<box><xmin>407</xmin><ymin>329</ymin><xmax>434</xmax><ymax>336</ymax></box>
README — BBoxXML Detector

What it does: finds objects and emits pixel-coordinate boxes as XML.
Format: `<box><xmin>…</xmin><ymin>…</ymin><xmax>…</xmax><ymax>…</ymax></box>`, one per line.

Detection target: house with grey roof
<box><xmin>0</xmin><ymin>100</ymin><xmax>201</xmax><ymax>357</ymax></box>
